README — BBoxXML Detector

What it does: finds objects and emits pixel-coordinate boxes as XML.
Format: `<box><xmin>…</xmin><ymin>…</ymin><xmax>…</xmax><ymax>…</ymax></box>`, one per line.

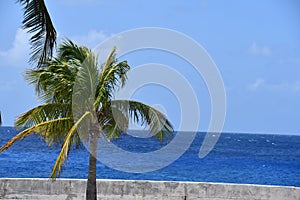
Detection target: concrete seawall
<box><xmin>0</xmin><ymin>178</ymin><xmax>299</xmax><ymax>200</ymax></box>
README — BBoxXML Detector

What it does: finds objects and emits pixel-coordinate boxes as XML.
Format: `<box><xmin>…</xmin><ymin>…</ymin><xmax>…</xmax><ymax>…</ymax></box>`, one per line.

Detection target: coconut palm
<box><xmin>17</xmin><ymin>0</ymin><xmax>57</xmax><ymax>66</ymax></box>
<box><xmin>0</xmin><ymin>40</ymin><xmax>173</xmax><ymax>200</ymax></box>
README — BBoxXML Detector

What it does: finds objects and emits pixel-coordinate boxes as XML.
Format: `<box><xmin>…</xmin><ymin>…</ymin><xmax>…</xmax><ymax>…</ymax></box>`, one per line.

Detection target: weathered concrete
<box><xmin>0</xmin><ymin>178</ymin><xmax>299</xmax><ymax>200</ymax></box>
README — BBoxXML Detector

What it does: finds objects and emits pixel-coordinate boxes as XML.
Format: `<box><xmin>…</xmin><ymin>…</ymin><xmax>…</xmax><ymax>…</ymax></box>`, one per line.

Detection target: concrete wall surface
<box><xmin>0</xmin><ymin>178</ymin><xmax>299</xmax><ymax>200</ymax></box>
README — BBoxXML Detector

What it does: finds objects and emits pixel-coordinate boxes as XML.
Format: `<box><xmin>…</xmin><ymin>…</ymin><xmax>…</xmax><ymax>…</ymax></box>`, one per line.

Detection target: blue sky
<box><xmin>0</xmin><ymin>0</ymin><xmax>300</xmax><ymax>134</ymax></box>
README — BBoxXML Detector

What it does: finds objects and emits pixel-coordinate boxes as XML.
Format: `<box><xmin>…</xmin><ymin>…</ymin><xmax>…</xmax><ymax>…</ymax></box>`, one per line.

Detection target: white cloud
<box><xmin>248</xmin><ymin>42</ymin><xmax>271</xmax><ymax>57</ymax></box>
<box><xmin>0</xmin><ymin>28</ymin><xmax>30</xmax><ymax>68</ymax></box>
<box><xmin>248</xmin><ymin>78</ymin><xmax>265</xmax><ymax>91</ymax></box>
<box><xmin>248</xmin><ymin>78</ymin><xmax>300</xmax><ymax>93</ymax></box>
<box><xmin>0</xmin><ymin>29</ymin><xmax>113</xmax><ymax>67</ymax></box>
<box><xmin>71</xmin><ymin>30</ymin><xmax>108</xmax><ymax>48</ymax></box>
<box><xmin>266</xmin><ymin>81</ymin><xmax>300</xmax><ymax>93</ymax></box>
<box><xmin>278</xmin><ymin>58</ymin><xmax>300</xmax><ymax>66</ymax></box>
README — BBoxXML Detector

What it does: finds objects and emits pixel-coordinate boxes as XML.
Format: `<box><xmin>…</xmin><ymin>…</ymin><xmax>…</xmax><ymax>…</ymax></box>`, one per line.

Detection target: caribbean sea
<box><xmin>0</xmin><ymin>127</ymin><xmax>299</xmax><ymax>187</ymax></box>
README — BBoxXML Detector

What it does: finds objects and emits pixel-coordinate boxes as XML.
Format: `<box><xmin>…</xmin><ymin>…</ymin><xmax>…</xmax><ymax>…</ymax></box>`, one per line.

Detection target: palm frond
<box><xmin>101</xmin><ymin>47</ymin><xmax>117</xmax><ymax>73</ymax></box>
<box><xmin>72</xmin><ymin>49</ymin><xmax>99</xmax><ymax>119</ymax></box>
<box><xmin>109</xmin><ymin>100</ymin><xmax>174</xmax><ymax>141</ymax></box>
<box><xmin>58</xmin><ymin>39</ymin><xmax>90</xmax><ymax>64</ymax></box>
<box><xmin>15</xmin><ymin>103</ymin><xmax>71</xmax><ymax>128</ymax></box>
<box><xmin>24</xmin><ymin>40</ymin><xmax>93</xmax><ymax>103</ymax></box>
<box><xmin>104</xmin><ymin>122</ymin><xmax>119</xmax><ymax>141</ymax></box>
<box><xmin>101</xmin><ymin>106</ymin><xmax>128</xmax><ymax>140</ymax></box>
<box><xmin>95</xmin><ymin>48</ymin><xmax>130</xmax><ymax>110</ymax></box>
<box><xmin>25</xmin><ymin>58</ymin><xmax>76</xmax><ymax>103</ymax></box>
<box><xmin>17</xmin><ymin>0</ymin><xmax>57</xmax><ymax>66</ymax></box>
<box><xmin>0</xmin><ymin>117</ymin><xmax>71</xmax><ymax>153</ymax></box>
<box><xmin>50</xmin><ymin>111</ymin><xmax>91</xmax><ymax>178</ymax></box>
<box><xmin>15</xmin><ymin>103</ymin><xmax>74</xmax><ymax>144</ymax></box>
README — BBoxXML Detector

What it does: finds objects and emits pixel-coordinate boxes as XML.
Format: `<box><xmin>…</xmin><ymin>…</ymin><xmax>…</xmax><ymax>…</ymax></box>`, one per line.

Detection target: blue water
<box><xmin>0</xmin><ymin>127</ymin><xmax>299</xmax><ymax>187</ymax></box>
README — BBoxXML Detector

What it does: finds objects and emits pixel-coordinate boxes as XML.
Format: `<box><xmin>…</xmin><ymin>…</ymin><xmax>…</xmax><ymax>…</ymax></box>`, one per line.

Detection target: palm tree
<box><xmin>0</xmin><ymin>40</ymin><xmax>173</xmax><ymax>200</ymax></box>
<box><xmin>17</xmin><ymin>0</ymin><xmax>57</xmax><ymax>66</ymax></box>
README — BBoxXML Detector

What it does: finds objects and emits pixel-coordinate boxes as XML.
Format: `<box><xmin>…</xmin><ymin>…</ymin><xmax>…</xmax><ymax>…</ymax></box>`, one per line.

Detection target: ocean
<box><xmin>0</xmin><ymin>127</ymin><xmax>299</xmax><ymax>187</ymax></box>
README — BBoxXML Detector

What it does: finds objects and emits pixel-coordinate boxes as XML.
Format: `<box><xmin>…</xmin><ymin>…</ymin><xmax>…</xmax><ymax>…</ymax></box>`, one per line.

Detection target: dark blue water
<box><xmin>0</xmin><ymin>127</ymin><xmax>299</xmax><ymax>187</ymax></box>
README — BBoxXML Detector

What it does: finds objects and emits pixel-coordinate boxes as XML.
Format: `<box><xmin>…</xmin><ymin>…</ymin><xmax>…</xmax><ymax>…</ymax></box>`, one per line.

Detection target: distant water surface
<box><xmin>0</xmin><ymin>127</ymin><xmax>299</xmax><ymax>187</ymax></box>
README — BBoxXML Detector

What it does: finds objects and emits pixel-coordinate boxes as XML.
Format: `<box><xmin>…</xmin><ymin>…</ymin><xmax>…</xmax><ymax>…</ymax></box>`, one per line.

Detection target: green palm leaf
<box><xmin>15</xmin><ymin>103</ymin><xmax>74</xmax><ymax>144</ymax></box>
<box><xmin>109</xmin><ymin>100</ymin><xmax>173</xmax><ymax>141</ymax></box>
<box><xmin>0</xmin><ymin>118</ymin><xmax>71</xmax><ymax>153</ymax></box>
<box><xmin>15</xmin><ymin>103</ymin><xmax>71</xmax><ymax>127</ymax></box>
<box><xmin>25</xmin><ymin>56</ymin><xmax>76</xmax><ymax>103</ymax></box>
<box><xmin>17</xmin><ymin>0</ymin><xmax>57</xmax><ymax>66</ymax></box>
<box><xmin>58</xmin><ymin>39</ymin><xmax>90</xmax><ymax>64</ymax></box>
<box><xmin>95</xmin><ymin>48</ymin><xmax>130</xmax><ymax>111</ymax></box>
<box><xmin>50</xmin><ymin>111</ymin><xmax>91</xmax><ymax>178</ymax></box>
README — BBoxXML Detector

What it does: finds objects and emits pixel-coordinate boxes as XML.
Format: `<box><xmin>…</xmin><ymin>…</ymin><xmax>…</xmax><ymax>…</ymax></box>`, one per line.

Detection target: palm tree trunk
<box><xmin>86</xmin><ymin>132</ymin><xmax>98</xmax><ymax>200</ymax></box>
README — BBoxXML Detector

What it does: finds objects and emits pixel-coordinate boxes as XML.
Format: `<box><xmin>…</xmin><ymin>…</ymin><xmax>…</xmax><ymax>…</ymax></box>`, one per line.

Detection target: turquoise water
<box><xmin>0</xmin><ymin>127</ymin><xmax>299</xmax><ymax>186</ymax></box>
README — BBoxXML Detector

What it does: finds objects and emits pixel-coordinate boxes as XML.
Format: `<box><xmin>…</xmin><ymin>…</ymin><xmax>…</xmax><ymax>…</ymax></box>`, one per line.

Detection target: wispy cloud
<box><xmin>278</xmin><ymin>58</ymin><xmax>300</xmax><ymax>66</ymax></box>
<box><xmin>0</xmin><ymin>29</ymin><xmax>108</xmax><ymax>67</ymax></box>
<box><xmin>248</xmin><ymin>78</ymin><xmax>300</xmax><ymax>93</ymax></box>
<box><xmin>248</xmin><ymin>78</ymin><xmax>265</xmax><ymax>91</ymax></box>
<box><xmin>248</xmin><ymin>42</ymin><xmax>271</xmax><ymax>57</ymax></box>
<box><xmin>0</xmin><ymin>28</ymin><xmax>30</xmax><ymax>68</ymax></box>
<box><xmin>70</xmin><ymin>30</ymin><xmax>108</xmax><ymax>48</ymax></box>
